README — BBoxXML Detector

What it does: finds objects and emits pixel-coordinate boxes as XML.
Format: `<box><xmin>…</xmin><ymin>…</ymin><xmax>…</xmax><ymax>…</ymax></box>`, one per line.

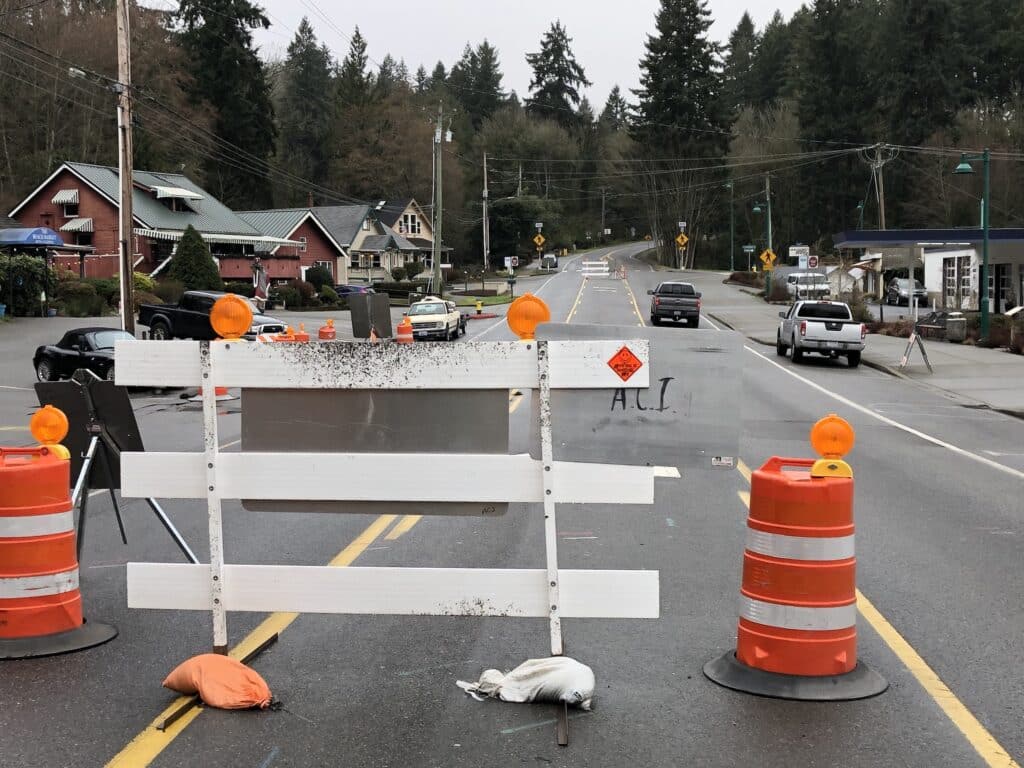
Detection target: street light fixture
<box><xmin>856</xmin><ymin>201</ymin><xmax>865</xmax><ymax>230</ymax></box>
<box><xmin>952</xmin><ymin>148</ymin><xmax>991</xmax><ymax>338</ymax></box>
<box><xmin>724</xmin><ymin>181</ymin><xmax>735</xmax><ymax>272</ymax></box>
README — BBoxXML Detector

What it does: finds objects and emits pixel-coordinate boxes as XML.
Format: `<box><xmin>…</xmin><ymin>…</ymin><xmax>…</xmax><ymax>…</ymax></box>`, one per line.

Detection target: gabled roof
<box><xmin>380</xmin><ymin>223</ymin><xmax>417</xmax><ymax>251</ymax></box>
<box><xmin>237</xmin><ymin>208</ymin><xmax>347</xmax><ymax>255</ymax></box>
<box><xmin>356</xmin><ymin>234</ymin><xmax>400</xmax><ymax>253</ymax></box>
<box><xmin>0</xmin><ymin>215</ymin><xmax>20</xmax><ymax>229</ymax></box>
<box><xmin>375</xmin><ymin>199</ymin><xmax>415</xmax><ymax>228</ymax></box>
<box><xmin>10</xmin><ymin>162</ymin><xmax>262</xmax><ymax>236</ymax></box>
<box><xmin>311</xmin><ymin>205</ymin><xmax>372</xmax><ymax>247</ymax></box>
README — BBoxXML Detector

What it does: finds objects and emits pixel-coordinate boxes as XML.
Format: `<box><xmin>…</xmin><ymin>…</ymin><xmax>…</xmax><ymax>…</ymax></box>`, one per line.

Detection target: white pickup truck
<box><xmin>777</xmin><ymin>300</ymin><xmax>866</xmax><ymax>367</ymax></box>
<box><xmin>408</xmin><ymin>296</ymin><xmax>467</xmax><ymax>341</ymax></box>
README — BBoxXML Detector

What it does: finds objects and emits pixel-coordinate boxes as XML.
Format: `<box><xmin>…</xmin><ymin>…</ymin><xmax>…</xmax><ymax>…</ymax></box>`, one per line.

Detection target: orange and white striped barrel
<box><xmin>737</xmin><ymin>456</ymin><xmax>857</xmax><ymax>676</ymax></box>
<box><xmin>0</xmin><ymin>447</ymin><xmax>82</xmax><ymax>639</ymax></box>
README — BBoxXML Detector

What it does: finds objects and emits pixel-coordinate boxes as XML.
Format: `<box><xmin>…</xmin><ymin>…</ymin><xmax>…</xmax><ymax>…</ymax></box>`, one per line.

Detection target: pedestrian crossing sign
<box><xmin>675</xmin><ymin>233</ymin><xmax>689</xmax><ymax>248</ymax></box>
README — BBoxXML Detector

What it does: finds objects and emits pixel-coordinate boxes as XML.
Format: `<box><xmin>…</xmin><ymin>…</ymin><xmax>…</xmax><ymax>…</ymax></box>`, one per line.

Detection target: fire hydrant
<box><xmin>475</xmin><ymin>300</ymin><xmax>483</xmax><ymax>315</ymax></box>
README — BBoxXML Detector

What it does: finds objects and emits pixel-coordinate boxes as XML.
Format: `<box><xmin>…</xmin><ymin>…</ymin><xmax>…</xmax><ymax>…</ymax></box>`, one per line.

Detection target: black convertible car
<box><xmin>33</xmin><ymin>327</ymin><xmax>134</xmax><ymax>382</ymax></box>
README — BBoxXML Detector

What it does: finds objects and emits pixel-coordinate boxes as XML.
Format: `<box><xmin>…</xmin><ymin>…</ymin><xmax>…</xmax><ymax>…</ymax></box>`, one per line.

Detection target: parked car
<box><xmin>138</xmin><ymin>291</ymin><xmax>286</xmax><ymax>340</ymax></box>
<box><xmin>784</xmin><ymin>272</ymin><xmax>831</xmax><ymax>300</ymax></box>
<box><xmin>407</xmin><ymin>296</ymin><xmax>466</xmax><ymax>340</ymax></box>
<box><xmin>648</xmin><ymin>281</ymin><xmax>702</xmax><ymax>327</ymax></box>
<box><xmin>34</xmin><ymin>327</ymin><xmax>134</xmax><ymax>382</ymax></box>
<box><xmin>334</xmin><ymin>284</ymin><xmax>375</xmax><ymax>297</ymax></box>
<box><xmin>886</xmin><ymin>278</ymin><xmax>927</xmax><ymax>306</ymax></box>
<box><xmin>777</xmin><ymin>300</ymin><xmax>866</xmax><ymax>367</ymax></box>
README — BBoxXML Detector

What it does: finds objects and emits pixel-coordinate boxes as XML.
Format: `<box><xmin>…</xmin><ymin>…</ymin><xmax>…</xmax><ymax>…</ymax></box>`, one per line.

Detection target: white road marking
<box><xmin>0</xmin><ymin>385</ymin><xmax>33</xmax><ymax>391</ymax></box>
<box><xmin>653</xmin><ymin>466</ymin><xmax>681</xmax><ymax>478</ymax></box>
<box><xmin>701</xmin><ymin>315</ymin><xmax>721</xmax><ymax>330</ymax></box>
<box><xmin>745</xmin><ymin>344</ymin><xmax>1024</xmax><ymax>481</ymax></box>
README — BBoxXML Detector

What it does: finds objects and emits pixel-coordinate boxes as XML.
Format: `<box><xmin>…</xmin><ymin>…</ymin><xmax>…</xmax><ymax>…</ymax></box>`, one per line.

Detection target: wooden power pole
<box><xmin>116</xmin><ymin>0</ymin><xmax>135</xmax><ymax>333</ymax></box>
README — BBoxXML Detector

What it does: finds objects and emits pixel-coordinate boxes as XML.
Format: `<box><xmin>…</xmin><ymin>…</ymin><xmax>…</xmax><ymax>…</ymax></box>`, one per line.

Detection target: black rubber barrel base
<box><xmin>0</xmin><ymin>620</ymin><xmax>117</xmax><ymax>660</ymax></box>
<box><xmin>703</xmin><ymin>651</ymin><xmax>888</xmax><ymax>701</ymax></box>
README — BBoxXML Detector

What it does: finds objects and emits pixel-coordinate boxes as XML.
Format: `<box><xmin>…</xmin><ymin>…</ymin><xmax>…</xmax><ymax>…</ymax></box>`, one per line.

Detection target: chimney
<box><xmin>307</xmin><ymin>192</ymin><xmax>314</xmax><ymax>208</ymax></box>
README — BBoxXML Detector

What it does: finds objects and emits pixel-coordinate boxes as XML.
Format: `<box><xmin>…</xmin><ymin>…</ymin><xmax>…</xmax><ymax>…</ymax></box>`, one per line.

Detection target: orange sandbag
<box><xmin>163</xmin><ymin>653</ymin><xmax>272</xmax><ymax>709</ymax></box>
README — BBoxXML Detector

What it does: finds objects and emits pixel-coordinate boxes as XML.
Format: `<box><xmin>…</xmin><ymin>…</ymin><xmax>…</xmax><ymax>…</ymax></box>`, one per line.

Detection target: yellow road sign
<box><xmin>675</xmin><ymin>233</ymin><xmax>689</xmax><ymax>248</ymax></box>
<box><xmin>533</xmin><ymin>233</ymin><xmax>545</xmax><ymax>247</ymax></box>
<box><xmin>759</xmin><ymin>248</ymin><xmax>776</xmax><ymax>265</ymax></box>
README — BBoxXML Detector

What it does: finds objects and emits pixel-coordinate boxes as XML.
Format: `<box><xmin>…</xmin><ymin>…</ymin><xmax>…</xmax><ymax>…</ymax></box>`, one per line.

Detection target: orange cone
<box><xmin>0</xmin><ymin>447</ymin><xmax>117</xmax><ymax>658</ymax></box>
<box><xmin>704</xmin><ymin>415</ymin><xmax>887</xmax><ymax>700</ymax></box>
<box><xmin>396</xmin><ymin>317</ymin><xmax>413</xmax><ymax>344</ymax></box>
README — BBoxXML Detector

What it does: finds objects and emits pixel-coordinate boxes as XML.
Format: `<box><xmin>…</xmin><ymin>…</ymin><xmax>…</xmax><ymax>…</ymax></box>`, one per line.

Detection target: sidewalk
<box><xmin>703</xmin><ymin>279</ymin><xmax>1024</xmax><ymax>416</ymax></box>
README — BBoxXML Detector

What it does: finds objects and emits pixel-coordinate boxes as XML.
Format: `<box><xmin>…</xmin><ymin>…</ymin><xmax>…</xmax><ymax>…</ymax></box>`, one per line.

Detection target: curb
<box><xmin>467</xmin><ymin>313</ymin><xmax>500</xmax><ymax>320</ymax></box>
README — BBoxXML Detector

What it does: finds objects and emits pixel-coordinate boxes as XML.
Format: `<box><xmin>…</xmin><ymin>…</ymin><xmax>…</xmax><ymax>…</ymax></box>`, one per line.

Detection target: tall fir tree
<box><xmin>168</xmin><ymin>225</ymin><xmax>224</xmax><ymax>291</ymax></box>
<box><xmin>414</xmin><ymin>65</ymin><xmax>429</xmax><ymax>93</ymax></box>
<box><xmin>721</xmin><ymin>12</ymin><xmax>760</xmax><ymax>115</ymax></box>
<box><xmin>277</xmin><ymin>17</ymin><xmax>333</xmax><ymax>205</ymax></box>
<box><xmin>374</xmin><ymin>54</ymin><xmax>402</xmax><ymax>100</ymax></box>
<box><xmin>748</xmin><ymin>11</ymin><xmax>793</xmax><ymax>108</ymax></box>
<box><xmin>450</xmin><ymin>40</ymin><xmax>507</xmax><ymax>130</ymax></box>
<box><xmin>525</xmin><ymin>21</ymin><xmax>591</xmax><ymax>127</ymax></box>
<box><xmin>599</xmin><ymin>85</ymin><xmax>630</xmax><ymax>131</ymax></box>
<box><xmin>337</xmin><ymin>26</ymin><xmax>372</xmax><ymax>106</ymax></box>
<box><xmin>175</xmin><ymin>0</ymin><xmax>276</xmax><ymax>208</ymax></box>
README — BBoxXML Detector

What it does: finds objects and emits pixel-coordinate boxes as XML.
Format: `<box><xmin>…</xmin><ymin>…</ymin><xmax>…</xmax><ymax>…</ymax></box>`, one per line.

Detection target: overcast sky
<box><xmin>245</xmin><ymin>1</ymin><xmax>807</xmax><ymax>108</ymax></box>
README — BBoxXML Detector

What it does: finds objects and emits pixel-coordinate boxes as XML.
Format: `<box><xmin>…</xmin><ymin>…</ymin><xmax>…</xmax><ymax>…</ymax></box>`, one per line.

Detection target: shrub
<box><xmin>58</xmin><ymin>281</ymin><xmax>106</xmax><ymax>317</ymax></box>
<box><xmin>85</xmin><ymin>277</ymin><xmax>119</xmax><ymax>307</ymax></box>
<box><xmin>276</xmin><ymin>286</ymin><xmax>301</xmax><ymax>309</ymax></box>
<box><xmin>766</xmin><ymin>277</ymin><xmax>790</xmax><ymax>302</ymax></box>
<box><xmin>726</xmin><ymin>271</ymin><xmax>764</xmax><ymax>288</ymax></box>
<box><xmin>305</xmin><ymin>265</ymin><xmax>333</xmax><ymax>291</ymax></box>
<box><xmin>132</xmin><ymin>290</ymin><xmax>162</xmax><ymax>312</ymax></box>
<box><xmin>0</xmin><ymin>253</ymin><xmax>56</xmax><ymax>316</ymax></box>
<box><xmin>390</xmin><ymin>266</ymin><xmax>407</xmax><ymax>282</ymax></box>
<box><xmin>320</xmin><ymin>285</ymin><xmax>339</xmax><ymax>305</ymax></box>
<box><xmin>406</xmin><ymin>260</ymin><xmax>423</xmax><ymax>279</ymax></box>
<box><xmin>154</xmin><ymin>279</ymin><xmax>185</xmax><ymax>303</ymax></box>
<box><xmin>846</xmin><ymin>287</ymin><xmax>873</xmax><ymax>323</ymax></box>
<box><xmin>288</xmin><ymin>279</ymin><xmax>316</xmax><ymax>305</ymax></box>
<box><xmin>167</xmin><ymin>225</ymin><xmax>224</xmax><ymax>291</ymax></box>
<box><xmin>224</xmin><ymin>281</ymin><xmax>255</xmax><ymax>298</ymax></box>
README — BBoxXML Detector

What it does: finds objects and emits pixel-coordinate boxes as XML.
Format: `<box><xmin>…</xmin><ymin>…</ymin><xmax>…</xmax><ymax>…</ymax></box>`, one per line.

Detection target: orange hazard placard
<box><xmin>607</xmin><ymin>346</ymin><xmax>643</xmax><ymax>381</ymax></box>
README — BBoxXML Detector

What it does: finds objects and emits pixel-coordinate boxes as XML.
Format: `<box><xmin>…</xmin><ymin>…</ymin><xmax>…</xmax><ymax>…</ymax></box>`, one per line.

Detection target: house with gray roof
<box><xmin>8</xmin><ymin>162</ymin><xmax>296</xmax><ymax>279</ymax></box>
<box><xmin>237</xmin><ymin>208</ymin><xmax>349</xmax><ymax>284</ymax></box>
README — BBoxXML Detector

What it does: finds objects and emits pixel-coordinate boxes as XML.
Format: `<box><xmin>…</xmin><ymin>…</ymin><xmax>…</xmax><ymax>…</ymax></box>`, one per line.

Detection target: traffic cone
<box><xmin>703</xmin><ymin>415</ymin><xmax>888</xmax><ymax>701</ymax></box>
<box><xmin>396</xmin><ymin>317</ymin><xmax>413</xmax><ymax>344</ymax></box>
<box><xmin>191</xmin><ymin>386</ymin><xmax>234</xmax><ymax>402</ymax></box>
<box><xmin>0</xmin><ymin>446</ymin><xmax>117</xmax><ymax>659</ymax></box>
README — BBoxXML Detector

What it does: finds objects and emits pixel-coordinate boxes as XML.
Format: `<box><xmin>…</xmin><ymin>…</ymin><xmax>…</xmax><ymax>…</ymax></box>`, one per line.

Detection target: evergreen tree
<box><xmin>175</xmin><ymin>0</ymin><xmax>276</xmax><ymax>208</ymax></box>
<box><xmin>722</xmin><ymin>12</ymin><xmax>760</xmax><ymax>114</ymax></box>
<box><xmin>525</xmin><ymin>21</ymin><xmax>591</xmax><ymax>127</ymax></box>
<box><xmin>450</xmin><ymin>40</ymin><xmax>507</xmax><ymax>130</ymax></box>
<box><xmin>599</xmin><ymin>85</ymin><xmax>630</xmax><ymax>131</ymax></box>
<box><xmin>430</xmin><ymin>61</ymin><xmax>448</xmax><ymax>87</ymax></box>
<box><xmin>277</xmin><ymin>17</ymin><xmax>333</xmax><ymax>205</ymax></box>
<box><xmin>414</xmin><ymin>65</ymin><xmax>429</xmax><ymax>93</ymax></box>
<box><xmin>375</xmin><ymin>54</ymin><xmax>401</xmax><ymax>100</ymax></box>
<box><xmin>748</xmin><ymin>11</ymin><xmax>793</xmax><ymax>107</ymax></box>
<box><xmin>168</xmin><ymin>226</ymin><xmax>224</xmax><ymax>291</ymax></box>
<box><xmin>337</xmin><ymin>26</ymin><xmax>372</xmax><ymax>106</ymax></box>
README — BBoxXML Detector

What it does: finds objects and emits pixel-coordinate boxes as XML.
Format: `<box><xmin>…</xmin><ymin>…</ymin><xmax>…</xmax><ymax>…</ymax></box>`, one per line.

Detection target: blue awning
<box><xmin>0</xmin><ymin>227</ymin><xmax>65</xmax><ymax>248</ymax></box>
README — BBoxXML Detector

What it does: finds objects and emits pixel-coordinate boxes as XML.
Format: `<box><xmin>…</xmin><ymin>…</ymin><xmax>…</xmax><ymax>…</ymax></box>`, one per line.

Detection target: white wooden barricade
<box><xmin>580</xmin><ymin>260</ymin><xmax>611</xmax><ymax>278</ymax></box>
<box><xmin>116</xmin><ymin>339</ymin><xmax>659</xmax><ymax>655</ymax></box>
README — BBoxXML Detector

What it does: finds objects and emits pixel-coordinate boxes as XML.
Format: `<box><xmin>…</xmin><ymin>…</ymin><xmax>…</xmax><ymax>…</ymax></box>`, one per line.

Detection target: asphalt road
<box><xmin>1</xmin><ymin>243</ymin><xmax>1022</xmax><ymax>768</ymax></box>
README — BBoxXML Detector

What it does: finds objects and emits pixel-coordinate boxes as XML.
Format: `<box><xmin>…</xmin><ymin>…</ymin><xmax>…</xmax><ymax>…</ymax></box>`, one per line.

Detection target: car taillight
<box><xmin>860</xmin><ymin>323</ymin><xmax>867</xmax><ymax>339</ymax></box>
<box><xmin>800</xmin><ymin>321</ymin><xmax>807</xmax><ymax>337</ymax></box>
<box><xmin>696</xmin><ymin>298</ymin><xmax>702</xmax><ymax>311</ymax></box>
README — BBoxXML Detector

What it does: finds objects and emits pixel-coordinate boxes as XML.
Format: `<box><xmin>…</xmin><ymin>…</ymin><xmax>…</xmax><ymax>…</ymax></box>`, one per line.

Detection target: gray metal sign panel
<box><xmin>350</xmin><ymin>293</ymin><xmax>393</xmax><ymax>338</ymax></box>
<box><xmin>240</xmin><ymin>389</ymin><xmax>508</xmax><ymax>516</ymax></box>
<box><xmin>535</xmin><ymin>323</ymin><xmax>742</xmax><ymax>472</ymax></box>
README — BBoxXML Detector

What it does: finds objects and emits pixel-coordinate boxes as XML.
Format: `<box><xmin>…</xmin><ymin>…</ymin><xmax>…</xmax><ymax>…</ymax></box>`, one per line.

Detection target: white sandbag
<box><xmin>457</xmin><ymin>657</ymin><xmax>595</xmax><ymax>710</ymax></box>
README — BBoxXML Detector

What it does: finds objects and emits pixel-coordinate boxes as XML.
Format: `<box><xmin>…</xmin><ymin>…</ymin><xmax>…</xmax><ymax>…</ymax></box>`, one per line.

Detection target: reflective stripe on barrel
<box><xmin>746</xmin><ymin>528</ymin><xmax>855</xmax><ymax>561</ymax></box>
<box><xmin>0</xmin><ymin>569</ymin><xmax>79</xmax><ymax>599</ymax></box>
<box><xmin>0</xmin><ymin>510</ymin><xmax>75</xmax><ymax>538</ymax></box>
<box><xmin>739</xmin><ymin>595</ymin><xmax>857</xmax><ymax>631</ymax></box>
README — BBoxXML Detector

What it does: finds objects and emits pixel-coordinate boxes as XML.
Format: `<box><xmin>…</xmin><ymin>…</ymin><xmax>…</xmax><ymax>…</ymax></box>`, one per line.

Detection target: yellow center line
<box><xmin>565</xmin><ymin>275</ymin><xmax>587</xmax><ymax>323</ymax></box>
<box><xmin>735</xmin><ymin>462</ymin><xmax>1018</xmax><ymax>767</ymax></box>
<box><xmin>622</xmin><ymin>278</ymin><xmax>646</xmax><ymax>328</ymax></box>
<box><xmin>385</xmin><ymin>515</ymin><xmax>422</xmax><ymax>541</ymax></box>
<box><xmin>104</xmin><ymin>513</ymin><xmax>397</xmax><ymax>768</ymax></box>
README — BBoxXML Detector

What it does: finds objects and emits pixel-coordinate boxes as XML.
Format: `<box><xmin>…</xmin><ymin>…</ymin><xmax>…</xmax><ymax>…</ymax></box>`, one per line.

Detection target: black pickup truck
<box><xmin>138</xmin><ymin>290</ymin><xmax>286</xmax><ymax>340</ymax></box>
<box><xmin>648</xmin><ymin>281</ymin><xmax>702</xmax><ymax>327</ymax></box>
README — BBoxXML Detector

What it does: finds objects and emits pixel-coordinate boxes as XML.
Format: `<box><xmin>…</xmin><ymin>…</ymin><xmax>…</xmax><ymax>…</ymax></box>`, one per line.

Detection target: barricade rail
<box><xmin>116</xmin><ymin>338</ymin><xmax>659</xmax><ymax>655</ymax></box>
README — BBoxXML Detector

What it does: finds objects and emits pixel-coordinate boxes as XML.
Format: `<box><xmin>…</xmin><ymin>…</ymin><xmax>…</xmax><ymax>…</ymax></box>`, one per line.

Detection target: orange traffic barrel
<box><xmin>704</xmin><ymin>416</ymin><xmax>887</xmax><ymax>700</ymax></box>
<box><xmin>0</xmin><ymin>446</ymin><xmax>116</xmax><ymax>659</ymax></box>
<box><xmin>396</xmin><ymin>317</ymin><xmax>413</xmax><ymax>344</ymax></box>
<box><xmin>318</xmin><ymin>319</ymin><xmax>337</xmax><ymax>340</ymax></box>
<box><xmin>294</xmin><ymin>323</ymin><xmax>310</xmax><ymax>342</ymax></box>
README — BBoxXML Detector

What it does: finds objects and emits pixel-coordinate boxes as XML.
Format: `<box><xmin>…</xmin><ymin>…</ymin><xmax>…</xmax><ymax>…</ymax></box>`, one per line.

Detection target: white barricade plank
<box><xmin>121</xmin><ymin>452</ymin><xmax>655</xmax><ymax>505</ymax></box>
<box><xmin>115</xmin><ymin>339</ymin><xmax>648</xmax><ymax>389</ymax></box>
<box><xmin>115</xmin><ymin>340</ymin><xmax>201</xmax><ymax>386</ymax></box>
<box><xmin>127</xmin><ymin>563</ymin><xmax>660</xmax><ymax>618</ymax></box>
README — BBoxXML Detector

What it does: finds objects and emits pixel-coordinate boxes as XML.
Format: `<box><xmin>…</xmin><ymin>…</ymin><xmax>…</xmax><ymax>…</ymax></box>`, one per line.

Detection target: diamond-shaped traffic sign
<box><xmin>759</xmin><ymin>249</ymin><xmax>776</xmax><ymax>265</ymax></box>
<box><xmin>607</xmin><ymin>345</ymin><xmax>644</xmax><ymax>382</ymax></box>
<box><xmin>675</xmin><ymin>233</ymin><xmax>689</xmax><ymax>248</ymax></box>
<box><xmin>533</xmin><ymin>233</ymin><xmax>545</xmax><ymax>247</ymax></box>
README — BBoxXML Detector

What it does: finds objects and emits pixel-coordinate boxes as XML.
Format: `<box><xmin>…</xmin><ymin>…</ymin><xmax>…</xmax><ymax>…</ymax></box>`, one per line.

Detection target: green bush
<box><xmin>132</xmin><ymin>290</ymin><xmax>162</xmax><ymax>313</ymax></box>
<box><xmin>154</xmin><ymin>279</ymin><xmax>185</xmax><ymax>304</ymax></box>
<box><xmin>224</xmin><ymin>281</ymin><xmax>255</xmax><ymax>298</ymax></box>
<box><xmin>304</xmin><ymin>265</ymin><xmax>333</xmax><ymax>292</ymax></box>
<box><xmin>390</xmin><ymin>266</ymin><xmax>407</xmax><ymax>282</ymax></box>
<box><xmin>58</xmin><ymin>281</ymin><xmax>106</xmax><ymax>317</ymax></box>
<box><xmin>406</xmin><ymin>261</ymin><xmax>423</xmax><ymax>279</ymax></box>
<box><xmin>320</xmin><ymin>285</ymin><xmax>339</xmax><ymax>305</ymax></box>
<box><xmin>276</xmin><ymin>286</ymin><xmax>301</xmax><ymax>309</ymax></box>
<box><xmin>288</xmin><ymin>279</ymin><xmax>316</xmax><ymax>305</ymax></box>
<box><xmin>0</xmin><ymin>253</ymin><xmax>56</xmax><ymax>316</ymax></box>
<box><xmin>167</xmin><ymin>225</ymin><xmax>224</xmax><ymax>291</ymax></box>
<box><xmin>85</xmin><ymin>277</ymin><xmax>119</xmax><ymax>307</ymax></box>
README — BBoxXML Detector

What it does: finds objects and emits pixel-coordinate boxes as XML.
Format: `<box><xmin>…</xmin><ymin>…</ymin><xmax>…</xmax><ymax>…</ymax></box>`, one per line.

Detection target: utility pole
<box><xmin>516</xmin><ymin>163</ymin><xmax>522</xmax><ymax>197</ymax></box>
<box><xmin>431</xmin><ymin>104</ymin><xmax>447</xmax><ymax>297</ymax></box>
<box><xmin>116</xmin><ymin>0</ymin><xmax>135</xmax><ymax>333</ymax></box>
<box><xmin>482</xmin><ymin>152</ymin><xmax>490</xmax><ymax>272</ymax></box>
<box><xmin>874</xmin><ymin>144</ymin><xmax>888</xmax><ymax>230</ymax></box>
<box><xmin>599</xmin><ymin>186</ymin><xmax>609</xmax><ymax>242</ymax></box>
<box><xmin>764</xmin><ymin>173</ymin><xmax>773</xmax><ymax>253</ymax></box>
<box><xmin>725</xmin><ymin>181</ymin><xmax>734</xmax><ymax>272</ymax></box>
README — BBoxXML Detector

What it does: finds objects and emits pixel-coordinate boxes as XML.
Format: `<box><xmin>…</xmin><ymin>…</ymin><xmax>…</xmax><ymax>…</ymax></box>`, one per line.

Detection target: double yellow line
<box><xmin>734</xmin><ymin>460</ymin><xmax>1018</xmax><ymax>768</ymax></box>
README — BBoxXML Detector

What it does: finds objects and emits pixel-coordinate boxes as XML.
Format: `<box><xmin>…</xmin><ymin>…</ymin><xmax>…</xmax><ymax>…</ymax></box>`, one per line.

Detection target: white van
<box><xmin>785</xmin><ymin>272</ymin><xmax>830</xmax><ymax>300</ymax></box>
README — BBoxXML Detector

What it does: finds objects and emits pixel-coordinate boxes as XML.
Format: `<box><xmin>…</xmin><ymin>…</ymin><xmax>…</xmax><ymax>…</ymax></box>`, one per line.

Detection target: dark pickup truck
<box><xmin>138</xmin><ymin>290</ymin><xmax>286</xmax><ymax>340</ymax></box>
<box><xmin>648</xmin><ymin>281</ymin><xmax>702</xmax><ymax>327</ymax></box>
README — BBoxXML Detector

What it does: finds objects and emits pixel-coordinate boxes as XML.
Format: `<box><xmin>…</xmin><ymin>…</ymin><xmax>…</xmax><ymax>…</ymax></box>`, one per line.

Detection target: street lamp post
<box><xmin>725</xmin><ymin>181</ymin><xmax>735</xmax><ymax>272</ymax></box>
<box><xmin>953</xmin><ymin>149</ymin><xmax>991</xmax><ymax>338</ymax></box>
<box><xmin>857</xmin><ymin>201</ymin><xmax>865</xmax><ymax>230</ymax></box>
<box><xmin>752</xmin><ymin>175</ymin><xmax>773</xmax><ymax>296</ymax></box>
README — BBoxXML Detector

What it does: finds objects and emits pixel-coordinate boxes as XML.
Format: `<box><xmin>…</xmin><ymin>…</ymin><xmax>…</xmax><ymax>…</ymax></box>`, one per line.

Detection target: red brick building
<box><xmin>236</xmin><ymin>209</ymin><xmax>349</xmax><ymax>284</ymax></box>
<box><xmin>8</xmin><ymin>162</ymin><xmax>295</xmax><ymax>279</ymax></box>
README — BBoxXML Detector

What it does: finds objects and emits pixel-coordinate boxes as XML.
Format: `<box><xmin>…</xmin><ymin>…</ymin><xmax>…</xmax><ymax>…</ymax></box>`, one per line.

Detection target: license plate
<box><xmin>673</xmin><ymin>311</ymin><xmax>681</xmax><ymax>317</ymax></box>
